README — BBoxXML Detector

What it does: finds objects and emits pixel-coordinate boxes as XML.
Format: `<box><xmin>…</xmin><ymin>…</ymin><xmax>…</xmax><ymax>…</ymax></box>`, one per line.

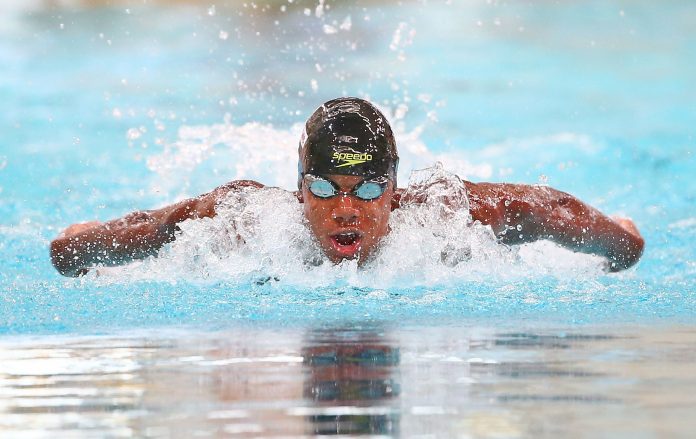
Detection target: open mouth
<box><xmin>329</xmin><ymin>231</ymin><xmax>363</xmax><ymax>257</ymax></box>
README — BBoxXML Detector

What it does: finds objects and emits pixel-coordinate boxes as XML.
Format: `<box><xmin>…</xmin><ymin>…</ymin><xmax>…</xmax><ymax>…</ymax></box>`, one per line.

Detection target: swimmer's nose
<box><xmin>332</xmin><ymin>198</ymin><xmax>360</xmax><ymax>224</ymax></box>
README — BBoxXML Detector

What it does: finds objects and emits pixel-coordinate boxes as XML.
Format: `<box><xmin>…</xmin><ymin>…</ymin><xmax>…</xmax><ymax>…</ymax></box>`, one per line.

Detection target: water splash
<box><xmin>145</xmin><ymin>108</ymin><xmax>493</xmax><ymax>198</ymax></box>
<box><xmin>94</xmin><ymin>165</ymin><xmax>604</xmax><ymax>288</ymax></box>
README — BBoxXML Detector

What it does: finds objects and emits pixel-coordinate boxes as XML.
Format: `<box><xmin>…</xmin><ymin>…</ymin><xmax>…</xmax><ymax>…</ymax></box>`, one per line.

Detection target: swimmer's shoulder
<box><xmin>210</xmin><ymin>180</ymin><xmax>305</xmax><ymax>205</ymax></box>
<box><xmin>392</xmin><ymin>179</ymin><xmax>505</xmax><ymax>228</ymax></box>
<box><xmin>391</xmin><ymin>179</ymin><xmax>480</xmax><ymax>210</ymax></box>
<box><xmin>206</xmin><ymin>179</ymin><xmax>265</xmax><ymax>200</ymax></box>
<box><xmin>212</xmin><ymin>179</ymin><xmax>265</xmax><ymax>195</ymax></box>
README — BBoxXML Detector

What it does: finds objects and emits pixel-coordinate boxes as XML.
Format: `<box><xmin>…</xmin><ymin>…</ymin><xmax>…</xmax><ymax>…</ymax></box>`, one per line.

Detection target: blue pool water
<box><xmin>0</xmin><ymin>2</ymin><xmax>695</xmax><ymax>436</ymax></box>
<box><xmin>1</xmin><ymin>0</ymin><xmax>693</xmax><ymax>334</ymax></box>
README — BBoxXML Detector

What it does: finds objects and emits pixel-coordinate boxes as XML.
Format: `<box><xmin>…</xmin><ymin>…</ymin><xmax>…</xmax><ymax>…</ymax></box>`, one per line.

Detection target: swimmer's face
<box><xmin>301</xmin><ymin>174</ymin><xmax>394</xmax><ymax>264</ymax></box>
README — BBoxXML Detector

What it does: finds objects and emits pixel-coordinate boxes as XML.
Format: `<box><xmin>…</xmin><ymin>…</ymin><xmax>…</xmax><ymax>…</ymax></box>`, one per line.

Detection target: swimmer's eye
<box><xmin>353</xmin><ymin>180</ymin><xmax>387</xmax><ymax>200</ymax></box>
<box><xmin>308</xmin><ymin>178</ymin><xmax>337</xmax><ymax>198</ymax></box>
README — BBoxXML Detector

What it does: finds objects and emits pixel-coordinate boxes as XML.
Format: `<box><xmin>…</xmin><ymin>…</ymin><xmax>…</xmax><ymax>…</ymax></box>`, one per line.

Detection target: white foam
<box><xmin>146</xmin><ymin>122</ymin><xmax>301</xmax><ymax>196</ymax></box>
<box><xmin>94</xmin><ymin>164</ymin><xmax>604</xmax><ymax>287</ymax></box>
<box><xmin>144</xmin><ymin>109</ymin><xmax>493</xmax><ymax>199</ymax></box>
<box><xmin>669</xmin><ymin>218</ymin><xmax>696</xmax><ymax>230</ymax></box>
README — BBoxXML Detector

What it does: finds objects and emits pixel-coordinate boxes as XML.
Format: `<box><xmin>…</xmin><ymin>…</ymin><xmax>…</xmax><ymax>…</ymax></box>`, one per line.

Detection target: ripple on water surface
<box><xmin>1</xmin><ymin>324</ymin><xmax>695</xmax><ymax>437</ymax></box>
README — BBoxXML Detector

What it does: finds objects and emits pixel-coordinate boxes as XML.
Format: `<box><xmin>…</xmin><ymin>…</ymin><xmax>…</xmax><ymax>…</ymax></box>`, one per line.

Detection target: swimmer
<box><xmin>50</xmin><ymin>97</ymin><xmax>644</xmax><ymax>277</ymax></box>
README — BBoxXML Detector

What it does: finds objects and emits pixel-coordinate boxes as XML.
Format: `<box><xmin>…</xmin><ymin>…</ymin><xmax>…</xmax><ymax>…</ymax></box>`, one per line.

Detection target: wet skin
<box><xmin>299</xmin><ymin>175</ymin><xmax>394</xmax><ymax>264</ymax></box>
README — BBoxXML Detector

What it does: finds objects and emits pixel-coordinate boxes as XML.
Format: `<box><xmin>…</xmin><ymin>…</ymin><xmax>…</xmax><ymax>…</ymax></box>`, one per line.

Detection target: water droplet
<box><xmin>394</xmin><ymin>104</ymin><xmax>408</xmax><ymax>120</ymax></box>
<box><xmin>208</xmin><ymin>5</ymin><xmax>216</xmax><ymax>16</ymax></box>
<box><xmin>417</xmin><ymin>93</ymin><xmax>432</xmax><ymax>103</ymax></box>
<box><xmin>339</xmin><ymin>16</ymin><xmax>352</xmax><ymax>31</ymax></box>
<box><xmin>219</xmin><ymin>30</ymin><xmax>229</xmax><ymax>40</ymax></box>
<box><xmin>516</xmin><ymin>224</ymin><xmax>522</xmax><ymax>231</ymax></box>
<box><xmin>126</xmin><ymin>128</ymin><xmax>142</xmax><ymax>140</ymax></box>
<box><xmin>504</xmin><ymin>200</ymin><xmax>511</xmax><ymax>207</ymax></box>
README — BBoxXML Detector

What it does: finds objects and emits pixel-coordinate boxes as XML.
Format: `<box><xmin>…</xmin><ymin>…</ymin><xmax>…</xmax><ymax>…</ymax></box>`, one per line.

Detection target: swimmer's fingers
<box><xmin>59</xmin><ymin>221</ymin><xmax>103</xmax><ymax>238</ymax></box>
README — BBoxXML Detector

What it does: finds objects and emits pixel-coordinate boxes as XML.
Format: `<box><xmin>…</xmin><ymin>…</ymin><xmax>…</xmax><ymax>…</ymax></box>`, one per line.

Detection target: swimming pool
<box><xmin>1</xmin><ymin>0</ymin><xmax>695</xmax><ymax>436</ymax></box>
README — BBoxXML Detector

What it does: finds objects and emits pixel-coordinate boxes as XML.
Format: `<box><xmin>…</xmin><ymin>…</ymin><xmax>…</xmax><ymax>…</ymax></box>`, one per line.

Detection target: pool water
<box><xmin>0</xmin><ymin>0</ymin><xmax>695</xmax><ymax>436</ymax></box>
<box><xmin>2</xmin><ymin>324</ymin><xmax>696</xmax><ymax>437</ymax></box>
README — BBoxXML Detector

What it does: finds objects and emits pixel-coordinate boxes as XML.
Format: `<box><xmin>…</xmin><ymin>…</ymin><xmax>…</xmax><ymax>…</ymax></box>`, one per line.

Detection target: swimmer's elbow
<box><xmin>494</xmin><ymin>186</ymin><xmax>577</xmax><ymax>244</ymax></box>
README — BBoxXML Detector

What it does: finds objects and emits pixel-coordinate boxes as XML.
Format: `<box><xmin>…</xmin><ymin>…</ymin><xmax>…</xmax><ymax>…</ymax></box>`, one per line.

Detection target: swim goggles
<box><xmin>304</xmin><ymin>174</ymin><xmax>389</xmax><ymax>201</ymax></box>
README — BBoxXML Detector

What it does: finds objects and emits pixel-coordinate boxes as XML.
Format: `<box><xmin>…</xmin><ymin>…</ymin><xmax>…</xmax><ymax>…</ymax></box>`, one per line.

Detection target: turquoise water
<box><xmin>1</xmin><ymin>0</ymin><xmax>694</xmax><ymax>333</ymax></box>
<box><xmin>1</xmin><ymin>1</ymin><xmax>696</xmax><ymax>436</ymax></box>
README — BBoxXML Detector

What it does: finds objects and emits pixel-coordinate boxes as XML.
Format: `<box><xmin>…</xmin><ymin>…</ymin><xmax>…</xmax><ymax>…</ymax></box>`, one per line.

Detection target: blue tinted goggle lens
<box><xmin>354</xmin><ymin>182</ymin><xmax>386</xmax><ymax>200</ymax></box>
<box><xmin>308</xmin><ymin>179</ymin><xmax>336</xmax><ymax>198</ymax></box>
<box><xmin>306</xmin><ymin>175</ymin><xmax>387</xmax><ymax>200</ymax></box>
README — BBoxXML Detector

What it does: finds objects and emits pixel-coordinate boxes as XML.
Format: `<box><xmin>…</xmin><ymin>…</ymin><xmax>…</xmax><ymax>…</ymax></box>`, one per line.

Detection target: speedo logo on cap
<box><xmin>333</xmin><ymin>152</ymin><xmax>373</xmax><ymax>168</ymax></box>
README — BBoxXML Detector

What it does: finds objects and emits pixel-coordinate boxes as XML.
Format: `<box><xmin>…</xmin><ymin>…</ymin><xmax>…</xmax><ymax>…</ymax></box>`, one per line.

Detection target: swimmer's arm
<box><xmin>50</xmin><ymin>180</ymin><xmax>263</xmax><ymax>277</ymax></box>
<box><xmin>465</xmin><ymin>182</ymin><xmax>645</xmax><ymax>271</ymax></box>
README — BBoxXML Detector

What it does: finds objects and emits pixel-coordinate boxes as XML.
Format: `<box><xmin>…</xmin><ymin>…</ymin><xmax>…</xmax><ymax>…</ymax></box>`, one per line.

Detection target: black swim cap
<box><xmin>298</xmin><ymin>97</ymin><xmax>399</xmax><ymax>189</ymax></box>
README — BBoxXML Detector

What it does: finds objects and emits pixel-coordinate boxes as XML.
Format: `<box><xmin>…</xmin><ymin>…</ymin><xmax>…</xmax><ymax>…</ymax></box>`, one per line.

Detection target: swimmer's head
<box><xmin>298</xmin><ymin>97</ymin><xmax>399</xmax><ymax>188</ymax></box>
<box><xmin>298</xmin><ymin>98</ymin><xmax>398</xmax><ymax>264</ymax></box>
